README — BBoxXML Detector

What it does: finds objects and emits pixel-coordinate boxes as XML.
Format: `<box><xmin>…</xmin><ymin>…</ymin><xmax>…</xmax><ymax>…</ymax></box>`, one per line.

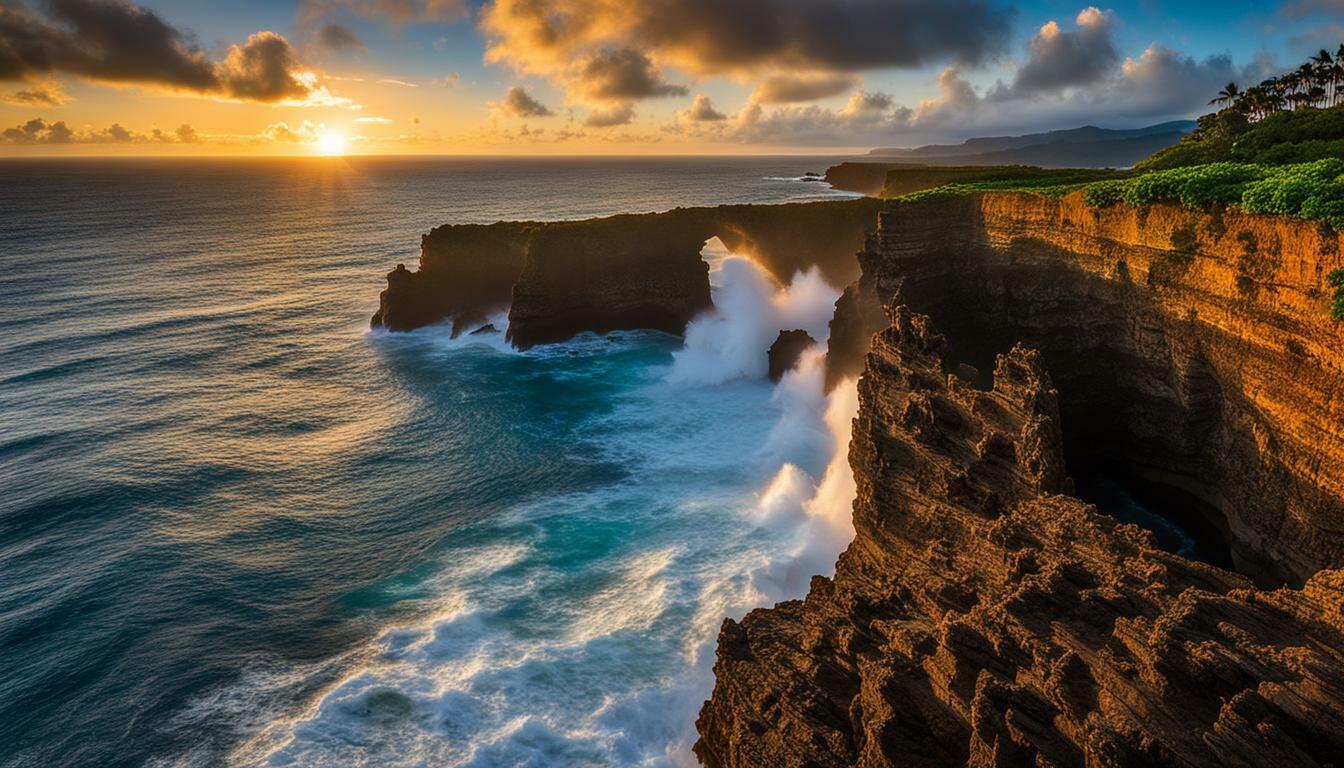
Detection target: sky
<box><xmin>1</xmin><ymin>0</ymin><xmax>1342</xmax><ymax>155</ymax></box>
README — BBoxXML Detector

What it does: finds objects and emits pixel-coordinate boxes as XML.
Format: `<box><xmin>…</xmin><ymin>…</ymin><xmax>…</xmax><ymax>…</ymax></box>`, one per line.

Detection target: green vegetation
<box><xmin>1087</xmin><ymin>160</ymin><xmax>1344</xmax><ymax>228</ymax></box>
<box><xmin>891</xmin><ymin>46</ymin><xmax>1344</xmax><ymax>230</ymax></box>
<box><xmin>896</xmin><ymin>167</ymin><xmax>1127</xmax><ymax>203</ymax></box>
<box><xmin>1329</xmin><ymin>268</ymin><xmax>1344</xmax><ymax>320</ymax></box>
<box><xmin>1142</xmin><ymin>104</ymin><xmax>1344</xmax><ymax>169</ymax></box>
<box><xmin>887</xmin><ymin>48</ymin><xmax>1344</xmax><ymax>314</ymax></box>
<box><xmin>895</xmin><ymin>159</ymin><xmax>1344</xmax><ymax>230</ymax></box>
<box><xmin>1142</xmin><ymin>46</ymin><xmax>1344</xmax><ymax>169</ymax></box>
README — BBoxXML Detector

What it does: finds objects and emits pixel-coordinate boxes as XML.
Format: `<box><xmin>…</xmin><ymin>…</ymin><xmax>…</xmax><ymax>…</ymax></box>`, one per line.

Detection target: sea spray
<box><xmin>668</xmin><ymin>242</ymin><xmax>839</xmax><ymax>386</ymax></box>
<box><xmin>748</xmin><ymin>362</ymin><xmax>860</xmax><ymax>604</ymax></box>
<box><xmin>240</xmin><ymin>249</ymin><xmax>863</xmax><ymax>767</ymax></box>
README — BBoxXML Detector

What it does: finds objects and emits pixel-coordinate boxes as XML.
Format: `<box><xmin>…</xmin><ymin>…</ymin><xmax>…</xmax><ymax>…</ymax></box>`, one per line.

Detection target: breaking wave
<box><xmin>225</xmin><ymin>244</ymin><xmax>859</xmax><ymax>767</ymax></box>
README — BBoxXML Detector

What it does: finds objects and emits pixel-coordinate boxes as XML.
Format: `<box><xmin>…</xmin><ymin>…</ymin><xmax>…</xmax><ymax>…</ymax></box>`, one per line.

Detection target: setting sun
<box><xmin>315</xmin><ymin>130</ymin><xmax>348</xmax><ymax>156</ymax></box>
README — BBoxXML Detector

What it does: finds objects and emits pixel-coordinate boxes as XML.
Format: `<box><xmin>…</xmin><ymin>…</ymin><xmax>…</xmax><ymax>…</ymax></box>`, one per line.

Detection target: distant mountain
<box><xmin>866</xmin><ymin>121</ymin><xmax>1197</xmax><ymax>168</ymax></box>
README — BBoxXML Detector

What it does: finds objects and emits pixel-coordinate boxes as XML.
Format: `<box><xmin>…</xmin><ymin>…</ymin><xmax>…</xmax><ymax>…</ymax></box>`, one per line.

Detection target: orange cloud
<box><xmin>0</xmin><ymin>80</ymin><xmax>70</xmax><ymax>106</ymax></box>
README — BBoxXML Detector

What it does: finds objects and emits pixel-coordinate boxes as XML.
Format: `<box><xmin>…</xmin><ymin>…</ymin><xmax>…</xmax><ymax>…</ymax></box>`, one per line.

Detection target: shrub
<box><xmin>897</xmin><ymin>158</ymin><xmax>1344</xmax><ymax>232</ymax></box>
<box><xmin>1138</xmin><ymin>104</ymin><xmax>1344</xmax><ymax>170</ymax></box>
<box><xmin>1329</xmin><ymin>268</ymin><xmax>1344</xmax><ymax>321</ymax></box>
<box><xmin>1076</xmin><ymin>159</ymin><xmax>1344</xmax><ymax>230</ymax></box>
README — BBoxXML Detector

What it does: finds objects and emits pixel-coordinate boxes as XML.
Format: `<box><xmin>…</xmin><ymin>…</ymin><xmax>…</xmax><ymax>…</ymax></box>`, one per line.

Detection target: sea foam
<box><xmin>233</xmin><ymin>243</ymin><xmax>860</xmax><ymax>767</ymax></box>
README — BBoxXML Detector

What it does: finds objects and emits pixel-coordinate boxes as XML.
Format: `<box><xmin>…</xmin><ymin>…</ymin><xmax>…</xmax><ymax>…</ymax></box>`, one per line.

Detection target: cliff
<box><xmin>698</xmin><ymin>192</ymin><xmax>1344</xmax><ymax>767</ymax></box>
<box><xmin>371</xmin><ymin>221</ymin><xmax>535</xmax><ymax>335</ymax></box>
<box><xmin>823</xmin><ymin>164</ymin><xmax>1031</xmax><ymax>198</ymax></box>
<box><xmin>371</xmin><ymin>199</ymin><xmax>883</xmax><ymax>347</ymax></box>
<box><xmin>823</xmin><ymin>163</ymin><xmax>908</xmax><ymax>196</ymax></box>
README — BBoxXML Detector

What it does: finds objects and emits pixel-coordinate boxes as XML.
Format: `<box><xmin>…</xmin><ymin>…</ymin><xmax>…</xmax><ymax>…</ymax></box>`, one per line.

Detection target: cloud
<box><xmin>0</xmin><ymin>0</ymin><xmax>342</xmax><ymax>105</ymax></box>
<box><xmin>1288</xmin><ymin>22</ymin><xmax>1344</xmax><ymax>46</ymax></box>
<box><xmin>1</xmin><ymin>79</ymin><xmax>70</xmax><ymax>105</ymax></box>
<box><xmin>315</xmin><ymin>22</ymin><xmax>366</xmax><ymax>53</ymax></box>
<box><xmin>572</xmin><ymin>48</ymin><xmax>686</xmax><ymax>102</ymax></box>
<box><xmin>910</xmin><ymin>41</ymin><xmax>1257</xmax><ymax>136</ymax></box>
<box><xmin>354</xmin><ymin>116</ymin><xmax>392</xmax><ymax>123</ymax></box>
<box><xmin>1281</xmin><ymin>0</ymin><xmax>1344</xmax><ymax>18</ymax></box>
<box><xmin>840</xmin><ymin>88</ymin><xmax>902</xmax><ymax>119</ymax></box>
<box><xmin>480</xmin><ymin>0</ymin><xmax>1014</xmax><ymax>106</ymax></box>
<box><xmin>0</xmin><ymin>116</ymin><xmax>201</xmax><ymax>143</ymax></box>
<box><xmin>376</xmin><ymin>77</ymin><xmax>417</xmax><ymax>87</ymax></box>
<box><xmin>214</xmin><ymin>31</ymin><xmax>315</xmax><ymax>102</ymax></box>
<box><xmin>997</xmin><ymin>7</ymin><xmax>1118</xmax><ymax>97</ymax></box>
<box><xmin>441</xmin><ymin>72</ymin><xmax>460</xmax><ymax>87</ymax></box>
<box><xmin>584</xmin><ymin>102</ymin><xmax>635</xmax><ymax>127</ymax></box>
<box><xmin>483</xmin><ymin>0</ymin><xmax>1013</xmax><ymax>74</ymax></box>
<box><xmin>0</xmin><ymin>0</ymin><xmax>217</xmax><ymax>87</ymax></box>
<box><xmin>262</xmin><ymin>120</ymin><xmax>323</xmax><ymax>142</ymax></box>
<box><xmin>669</xmin><ymin>88</ymin><xmax>910</xmax><ymax>145</ymax></box>
<box><xmin>751</xmin><ymin>72</ymin><xmax>859</xmax><ymax>103</ymax></box>
<box><xmin>298</xmin><ymin>0</ymin><xmax>468</xmax><ymax>29</ymax></box>
<box><xmin>494</xmin><ymin>85</ymin><xmax>552</xmax><ymax>117</ymax></box>
<box><xmin>681</xmin><ymin>94</ymin><xmax>726</xmax><ymax>121</ymax></box>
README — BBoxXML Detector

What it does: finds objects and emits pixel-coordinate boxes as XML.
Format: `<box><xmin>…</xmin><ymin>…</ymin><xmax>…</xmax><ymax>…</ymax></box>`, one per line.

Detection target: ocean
<box><xmin>0</xmin><ymin>156</ymin><xmax>865</xmax><ymax>767</ymax></box>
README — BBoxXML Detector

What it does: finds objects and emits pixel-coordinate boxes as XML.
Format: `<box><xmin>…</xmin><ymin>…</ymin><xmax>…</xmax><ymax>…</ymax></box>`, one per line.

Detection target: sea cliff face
<box><xmin>371</xmin><ymin>199</ymin><xmax>883</xmax><ymax>347</ymax></box>
<box><xmin>697</xmin><ymin>193</ymin><xmax>1344</xmax><ymax>767</ymax></box>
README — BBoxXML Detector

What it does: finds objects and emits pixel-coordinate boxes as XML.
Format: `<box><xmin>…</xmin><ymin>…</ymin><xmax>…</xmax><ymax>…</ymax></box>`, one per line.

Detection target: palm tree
<box><xmin>1210</xmin><ymin>81</ymin><xmax>1240</xmax><ymax>107</ymax></box>
<box><xmin>1311</xmin><ymin>50</ymin><xmax>1334</xmax><ymax>107</ymax></box>
<box><xmin>1213</xmin><ymin>43</ymin><xmax>1344</xmax><ymax>119</ymax></box>
<box><xmin>1296</xmin><ymin>63</ymin><xmax>1316</xmax><ymax>107</ymax></box>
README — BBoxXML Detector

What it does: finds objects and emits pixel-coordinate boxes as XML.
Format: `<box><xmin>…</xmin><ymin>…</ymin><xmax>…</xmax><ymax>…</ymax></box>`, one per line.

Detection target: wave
<box><xmin>217</xmin><ymin>244</ymin><xmax>859</xmax><ymax>768</ymax></box>
<box><xmin>668</xmin><ymin>246</ymin><xmax>839</xmax><ymax>386</ymax></box>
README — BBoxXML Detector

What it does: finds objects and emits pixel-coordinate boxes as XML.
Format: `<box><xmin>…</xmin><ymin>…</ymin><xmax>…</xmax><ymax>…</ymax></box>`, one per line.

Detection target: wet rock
<box><xmin>767</xmin><ymin>330</ymin><xmax>816</xmax><ymax>381</ymax></box>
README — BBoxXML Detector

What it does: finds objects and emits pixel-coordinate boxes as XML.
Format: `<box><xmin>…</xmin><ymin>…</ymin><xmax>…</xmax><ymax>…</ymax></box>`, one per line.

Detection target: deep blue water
<box><xmin>0</xmin><ymin>157</ymin><xmax>862</xmax><ymax>767</ymax></box>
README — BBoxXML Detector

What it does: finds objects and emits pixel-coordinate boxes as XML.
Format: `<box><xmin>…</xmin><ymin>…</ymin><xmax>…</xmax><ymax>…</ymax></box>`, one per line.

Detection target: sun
<box><xmin>315</xmin><ymin>130</ymin><xmax>349</xmax><ymax>156</ymax></box>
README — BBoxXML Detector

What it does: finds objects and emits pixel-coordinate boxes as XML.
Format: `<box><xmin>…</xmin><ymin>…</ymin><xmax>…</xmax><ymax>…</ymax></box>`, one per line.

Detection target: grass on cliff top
<box><xmin>896</xmin><ymin>158</ymin><xmax>1344</xmax><ymax>230</ymax></box>
<box><xmin>894</xmin><ymin>167</ymin><xmax>1128</xmax><ymax>202</ymax></box>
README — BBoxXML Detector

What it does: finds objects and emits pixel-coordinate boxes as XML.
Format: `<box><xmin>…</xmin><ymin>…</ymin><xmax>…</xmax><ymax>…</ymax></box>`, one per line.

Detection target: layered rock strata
<box><xmin>698</xmin><ymin>192</ymin><xmax>1344</xmax><ymax>767</ymax></box>
<box><xmin>371</xmin><ymin>199</ymin><xmax>882</xmax><ymax>346</ymax></box>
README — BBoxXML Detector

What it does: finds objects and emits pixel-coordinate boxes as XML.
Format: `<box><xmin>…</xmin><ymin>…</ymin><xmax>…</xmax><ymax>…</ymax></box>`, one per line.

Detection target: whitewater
<box><xmin>0</xmin><ymin>156</ymin><xmax>865</xmax><ymax>768</ymax></box>
<box><xmin>226</xmin><ymin>242</ymin><xmax>859</xmax><ymax>767</ymax></box>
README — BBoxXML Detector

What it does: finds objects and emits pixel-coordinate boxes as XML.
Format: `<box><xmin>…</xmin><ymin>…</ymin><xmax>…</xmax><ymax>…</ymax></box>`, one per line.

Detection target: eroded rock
<box><xmin>696</xmin><ymin>192</ymin><xmax>1344</xmax><ymax>767</ymax></box>
<box><xmin>767</xmin><ymin>330</ymin><xmax>816</xmax><ymax>380</ymax></box>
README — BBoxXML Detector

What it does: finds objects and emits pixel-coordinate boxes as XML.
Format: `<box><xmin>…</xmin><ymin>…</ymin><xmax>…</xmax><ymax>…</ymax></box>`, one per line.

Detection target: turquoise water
<box><xmin>0</xmin><ymin>157</ymin><xmax>861</xmax><ymax>767</ymax></box>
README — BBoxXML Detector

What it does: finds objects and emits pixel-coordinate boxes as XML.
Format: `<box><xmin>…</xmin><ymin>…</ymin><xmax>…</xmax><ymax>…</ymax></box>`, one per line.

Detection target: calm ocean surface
<box><xmin>0</xmin><ymin>157</ymin><xmax>865</xmax><ymax>767</ymax></box>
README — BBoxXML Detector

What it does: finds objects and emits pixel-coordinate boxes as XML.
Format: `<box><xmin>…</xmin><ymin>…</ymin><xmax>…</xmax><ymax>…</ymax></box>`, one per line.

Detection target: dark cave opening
<box><xmin>1070</xmin><ymin>463</ymin><xmax>1234</xmax><ymax>571</ymax></box>
<box><xmin>926</xmin><ymin>300</ymin><xmax>1275</xmax><ymax>584</ymax></box>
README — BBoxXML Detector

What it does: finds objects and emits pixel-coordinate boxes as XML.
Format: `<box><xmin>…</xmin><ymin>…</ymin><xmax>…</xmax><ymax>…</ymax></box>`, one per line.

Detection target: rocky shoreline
<box><xmin>699</xmin><ymin>192</ymin><xmax>1344</xmax><ymax>767</ymax></box>
<box><xmin>372</xmin><ymin>189</ymin><xmax>1344</xmax><ymax>766</ymax></box>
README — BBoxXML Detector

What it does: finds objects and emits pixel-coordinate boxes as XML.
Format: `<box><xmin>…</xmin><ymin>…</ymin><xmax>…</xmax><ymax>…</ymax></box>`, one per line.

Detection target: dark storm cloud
<box><xmin>482</xmin><ymin>0</ymin><xmax>1016</xmax><ymax>77</ymax></box>
<box><xmin>0</xmin><ymin>0</ymin><xmax>329</xmax><ymax>103</ymax></box>
<box><xmin>0</xmin><ymin>0</ymin><xmax>215</xmax><ymax>87</ymax></box>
